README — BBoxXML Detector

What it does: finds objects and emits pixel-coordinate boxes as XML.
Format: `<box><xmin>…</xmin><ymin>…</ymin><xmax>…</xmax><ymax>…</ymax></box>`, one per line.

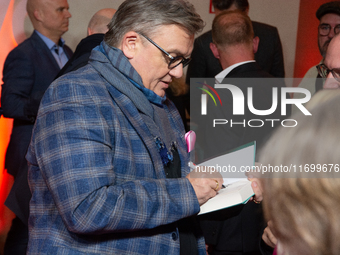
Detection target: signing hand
<box><xmin>186</xmin><ymin>167</ymin><xmax>223</xmax><ymax>206</ymax></box>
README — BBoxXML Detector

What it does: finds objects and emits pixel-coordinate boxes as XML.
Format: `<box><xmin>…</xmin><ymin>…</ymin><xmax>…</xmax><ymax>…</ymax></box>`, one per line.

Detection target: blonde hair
<box><xmin>259</xmin><ymin>92</ymin><xmax>340</xmax><ymax>255</ymax></box>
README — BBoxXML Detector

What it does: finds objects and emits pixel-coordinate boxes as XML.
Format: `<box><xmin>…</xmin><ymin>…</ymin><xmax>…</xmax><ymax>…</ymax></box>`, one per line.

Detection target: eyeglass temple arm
<box><xmin>139</xmin><ymin>33</ymin><xmax>174</xmax><ymax>59</ymax></box>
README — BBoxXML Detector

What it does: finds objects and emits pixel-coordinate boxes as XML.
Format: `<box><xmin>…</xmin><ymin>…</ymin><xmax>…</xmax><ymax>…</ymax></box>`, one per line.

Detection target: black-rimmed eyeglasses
<box><xmin>139</xmin><ymin>33</ymin><xmax>191</xmax><ymax>69</ymax></box>
<box><xmin>317</xmin><ymin>63</ymin><xmax>340</xmax><ymax>82</ymax></box>
<box><xmin>318</xmin><ymin>24</ymin><xmax>340</xmax><ymax>36</ymax></box>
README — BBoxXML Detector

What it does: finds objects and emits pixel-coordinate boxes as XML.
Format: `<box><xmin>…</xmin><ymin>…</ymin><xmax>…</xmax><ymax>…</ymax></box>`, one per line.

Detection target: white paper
<box><xmin>197</xmin><ymin>142</ymin><xmax>256</xmax><ymax>215</ymax></box>
<box><xmin>198</xmin><ymin>142</ymin><xmax>255</xmax><ymax>183</ymax></box>
<box><xmin>199</xmin><ymin>180</ymin><xmax>254</xmax><ymax>215</ymax></box>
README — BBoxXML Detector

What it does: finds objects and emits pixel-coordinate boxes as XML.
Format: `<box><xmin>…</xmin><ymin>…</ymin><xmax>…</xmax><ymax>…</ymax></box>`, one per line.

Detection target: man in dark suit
<box><xmin>185</xmin><ymin>0</ymin><xmax>284</xmax><ymax>128</ymax></box>
<box><xmin>186</xmin><ymin>0</ymin><xmax>284</xmax><ymax>85</ymax></box>
<box><xmin>1</xmin><ymin>0</ymin><xmax>72</xmax><ymax>253</ymax></box>
<box><xmin>196</xmin><ymin>10</ymin><xmax>288</xmax><ymax>255</ymax></box>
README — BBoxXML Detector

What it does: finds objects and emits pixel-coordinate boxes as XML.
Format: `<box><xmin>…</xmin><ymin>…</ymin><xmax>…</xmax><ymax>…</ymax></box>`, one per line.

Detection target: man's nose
<box><xmin>169</xmin><ymin>64</ymin><xmax>183</xmax><ymax>78</ymax></box>
<box><xmin>65</xmin><ymin>10</ymin><xmax>72</xmax><ymax>18</ymax></box>
<box><xmin>329</xmin><ymin>27</ymin><xmax>336</xmax><ymax>38</ymax></box>
<box><xmin>324</xmin><ymin>72</ymin><xmax>340</xmax><ymax>89</ymax></box>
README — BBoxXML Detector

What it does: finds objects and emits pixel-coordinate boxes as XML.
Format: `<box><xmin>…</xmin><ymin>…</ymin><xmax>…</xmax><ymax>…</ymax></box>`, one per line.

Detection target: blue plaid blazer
<box><xmin>26</xmin><ymin>42</ymin><xmax>206</xmax><ymax>254</ymax></box>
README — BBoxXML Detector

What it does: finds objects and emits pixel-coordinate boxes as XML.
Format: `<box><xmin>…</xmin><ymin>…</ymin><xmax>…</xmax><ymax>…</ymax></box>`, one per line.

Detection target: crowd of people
<box><xmin>1</xmin><ymin>0</ymin><xmax>340</xmax><ymax>254</ymax></box>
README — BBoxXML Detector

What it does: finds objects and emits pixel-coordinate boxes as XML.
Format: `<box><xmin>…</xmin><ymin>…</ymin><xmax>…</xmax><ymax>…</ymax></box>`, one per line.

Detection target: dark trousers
<box><xmin>4</xmin><ymin>217</ymin><xmax>28</xmax><ymax>255</ymax></box>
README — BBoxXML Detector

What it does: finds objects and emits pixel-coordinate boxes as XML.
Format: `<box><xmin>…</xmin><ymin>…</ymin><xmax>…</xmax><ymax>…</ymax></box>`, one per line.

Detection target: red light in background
<box><xmin>0</xmin><ymin>0</ymin><xmax>19</xmax><ymax>234</ymax></box>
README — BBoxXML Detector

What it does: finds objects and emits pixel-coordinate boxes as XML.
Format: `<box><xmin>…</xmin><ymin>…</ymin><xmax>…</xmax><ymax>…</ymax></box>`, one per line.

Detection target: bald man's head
<box><xmin>26</xmin><ymin>0</ymin><xmax>40</xmax><ymax>22</ymax></box>
<box><xmin>87</xmin><ymin>8</ymin><xmax>116</xmax><ymax>36</ymax></box>
<box><xmin>26</xmin><ymin>0</ymin><xmax>71</xmax><ymax>43</ymax></box>
<box><xmin>323</xmin><ymin>33</ymin><xmax>340</xmax><ymax>89</ymax></box>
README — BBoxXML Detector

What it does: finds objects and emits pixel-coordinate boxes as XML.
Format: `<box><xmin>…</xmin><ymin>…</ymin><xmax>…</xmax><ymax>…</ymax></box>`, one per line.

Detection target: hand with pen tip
<box><xmin>185</xmin><ymin>130</ymin><xmax>223</xmax><ymax>205</ymax></box>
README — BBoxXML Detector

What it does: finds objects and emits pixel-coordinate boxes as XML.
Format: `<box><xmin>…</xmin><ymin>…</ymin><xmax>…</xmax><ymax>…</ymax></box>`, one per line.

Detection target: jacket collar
<box><xmin>89</xmin><ymin>41</ymin><xmax>155</xmax><ymax>119</ymax></box>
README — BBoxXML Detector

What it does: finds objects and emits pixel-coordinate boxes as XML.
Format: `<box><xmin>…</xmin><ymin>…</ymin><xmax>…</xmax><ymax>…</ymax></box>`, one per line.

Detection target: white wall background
<box><xmin>21</xmin><ymin>0</ymin><xmax>300</xmax><ymax>78</ymax></box>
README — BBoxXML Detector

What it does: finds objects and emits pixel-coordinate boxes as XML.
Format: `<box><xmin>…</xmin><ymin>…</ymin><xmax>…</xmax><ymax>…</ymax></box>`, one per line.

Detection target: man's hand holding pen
<box><xmin>186</xmin><ymin>166</ymin><xmax>223</xmax><ymax>206</ymax></box>
<box><xmin>185</xmin><ymin>131</ymin><xmax>224</xmax><ymax>205</ymax></box>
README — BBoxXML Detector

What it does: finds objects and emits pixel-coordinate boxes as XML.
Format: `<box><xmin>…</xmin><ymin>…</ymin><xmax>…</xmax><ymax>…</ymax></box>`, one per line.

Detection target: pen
<box><xmin>188</xmin><ymin>161</ymin><xmax>196</xmax><ymax>170</ymax></box>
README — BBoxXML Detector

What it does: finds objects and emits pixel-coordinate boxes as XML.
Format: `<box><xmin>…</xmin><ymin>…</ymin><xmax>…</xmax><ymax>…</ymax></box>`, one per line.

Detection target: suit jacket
<box><xmin>202</xmin><ymin>62</ymin><xmax>287</xmax><ymax>159</ymax></box>
<box><xmin>26</xmin><ymin>42</ymin><xmax>206</xmax><ymax>254</ymax></box>
<box><xmin>198</xmin><ymin>62</ymin><xmax>288</xmax><ymax>254</ymax></box>
<box><xmin>56</xmin><ymin>33</ymin><xmax>104</xmax><ymax>78</ymax></box>
<box><xmin>1</xmin><ymin>30</ymin><xmax>72</xmax><ymax>225</ymax></box>
<box><xmin>186</xmin><ymin>21</ymin><xmax>285</xmax><ymax>86</ymax></box>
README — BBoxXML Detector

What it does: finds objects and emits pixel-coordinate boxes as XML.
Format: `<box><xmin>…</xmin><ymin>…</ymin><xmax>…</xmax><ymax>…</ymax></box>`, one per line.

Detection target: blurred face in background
<box><xmin>318</xmin><ymin>13</ymin><xmax>340</xmax><ymax>58</ymax></box>
<box><xmin>322</xmin><ymin>34</ymin><xmax>340</xmax><ymax>89</ymax></box>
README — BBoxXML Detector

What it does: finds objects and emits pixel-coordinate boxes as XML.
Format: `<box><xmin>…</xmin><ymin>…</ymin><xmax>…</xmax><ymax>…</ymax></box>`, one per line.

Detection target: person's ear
<box><xmin>33</xmin><ymin>9</ymin><xmax>43</xmax><ymax>22</ymax></box>
<box><xmin>253</xmin><ymin>36</ymin><xmax>259</xmax><ymax>54</ymax></box>
<box><xmin>210</xmin><ymin>42</ymin><xmax>220</xmax><ymax>59</ymax></box>
<box><xmin>120</xmin><ymin>31</ymin><xmax>140</xmax><ymax>59</ymax></box>
<box><xmin>87</xmin><ymin>27</ymin><xmax>92</xmax><ymax>36</ymax></box>
<box><xmin>245</xmin><ymin>7</ymin><xmax>250</xmax><ymax>15</ymax></box>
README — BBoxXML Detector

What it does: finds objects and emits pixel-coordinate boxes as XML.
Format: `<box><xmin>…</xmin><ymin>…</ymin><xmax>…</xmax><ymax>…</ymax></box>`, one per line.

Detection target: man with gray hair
<box><xmin>26</xmin><ymin>0</ymin><xmax>263</xmax><ymax>254</ymax></box>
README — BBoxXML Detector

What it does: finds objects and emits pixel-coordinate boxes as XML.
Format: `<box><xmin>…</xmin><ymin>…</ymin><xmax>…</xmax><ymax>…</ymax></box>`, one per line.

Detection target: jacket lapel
<box><xmin>89</xmin><ymin>47</ymin><xmax>166</xmax><ymax>178</ymax></box>
<box><xmin>108</xmin><ymin>85</ymin><xmax>166</xmax><ymax>179</ymax></box>
<box><xmin>30</xmin><ymin>31</ymin><xmax>60</xmax><ymax>71</ymax></box>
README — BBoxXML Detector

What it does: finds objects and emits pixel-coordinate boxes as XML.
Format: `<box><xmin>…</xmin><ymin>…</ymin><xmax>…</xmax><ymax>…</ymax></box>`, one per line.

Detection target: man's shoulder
<box><xmin>252</xmin><ymin>21</ymin><xmax>278</xmax><ymax>35</ymax></box>
<box><xmin>194</xmin><ymin>30</ymin><xmax>212</xmax><ymax>44</ymax></box>
<box><xmin>294</xmin><ymin>65</ymin><xmax>318</xmax><ymax>97</ymax></box>
<box><xmin>77</xmin><ymin>34</ymin><xmax>104</xmax><ymax>50</ymax></box>
<box><xmin>8</xmin><ymin>35</ymin><xmax>35</xmax><ymax>54</ymax></box>
<box><xmin>55</xmin><ymin>65</ymin><xmax>99</xmax><ymax>84</ymax></box>
<box><xmin>228</xmin><ymin>62</ymin><xmax>273</xmax><ymax>78</ymax></box>
<box><xmin>303</xmin><ymin>65</ymin><xmax>319</xmax><ymax>78</ymax></box>
<box><xmin>43</xmin><ymin>66</ymin><xmax>106</xmax><ymax>105</ymax></box>
<box><xmin>6</xmin><ymin>32</ymin><xmax>47</xmax><ymax>58</ymax></box>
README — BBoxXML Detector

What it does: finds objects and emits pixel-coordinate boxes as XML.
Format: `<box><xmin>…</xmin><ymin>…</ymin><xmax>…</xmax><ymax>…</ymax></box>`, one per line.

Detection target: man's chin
<box><xmin>155</xmin><ymin>90</ymin><xmax>166</xmax><ymax>98</ymax></box>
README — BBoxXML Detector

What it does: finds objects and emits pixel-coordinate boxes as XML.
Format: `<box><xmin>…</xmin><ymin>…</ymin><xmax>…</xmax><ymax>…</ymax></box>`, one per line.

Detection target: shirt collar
<box><xmin>35</xmin><ymin>30</ymin><xmax>65</xmax><ymax>50</ymax></box>
<box><xmin>215</xmin><ymin>60</ymin><xmax>256</xmax><ymax>83</ymax></box>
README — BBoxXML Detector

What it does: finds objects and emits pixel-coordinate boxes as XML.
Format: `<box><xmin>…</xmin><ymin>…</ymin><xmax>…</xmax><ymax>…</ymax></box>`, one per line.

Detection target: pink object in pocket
<box><xmin>185</xmin><ymin>130</ymin><xmax>196</xmax><ymax>153</ymax></box>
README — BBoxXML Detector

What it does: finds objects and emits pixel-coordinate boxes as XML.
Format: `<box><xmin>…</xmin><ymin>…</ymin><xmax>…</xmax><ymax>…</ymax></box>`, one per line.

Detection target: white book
<box><xmin>196</xmin><ymin>142</ymin><xmax>256</xmax><ymax>215</ymax></box>
<box><xmin>198</xmin><ymin>180</ymin><xmax>254</xmax><ymax>215</ymax></box>
<box><xmin>197</xmin><ymin>142</ymin><xmax>255</xmax><ymax>180</ymax></box>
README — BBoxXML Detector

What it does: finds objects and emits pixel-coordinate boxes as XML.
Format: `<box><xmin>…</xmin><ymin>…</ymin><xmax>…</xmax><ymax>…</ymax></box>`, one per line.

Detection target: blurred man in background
<box><xmin>56</xmin><ymin>8</ymin><xmax>116</xmax><ymax>76</ymax></box>
<box><xmin>1</xmin><ymin>0</ymin><xmax>72</xmax><ymax>253</ymax></box>
<box><xmin>292</xmin><ymin>1</ymin><xmax>340</xmax><ymax>114</ymax></box>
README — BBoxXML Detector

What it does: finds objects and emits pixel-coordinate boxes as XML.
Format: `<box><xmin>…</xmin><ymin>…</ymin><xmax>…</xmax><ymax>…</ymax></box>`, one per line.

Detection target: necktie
<box><xmin>53</xmin><ymin>41</ymin><xmax>64</xmax><ymax>68</ymax></box>
<box><xmin>54</xmin><ymin>46</ymin><xmax>59</xmax><ymax>55</ymax></box>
